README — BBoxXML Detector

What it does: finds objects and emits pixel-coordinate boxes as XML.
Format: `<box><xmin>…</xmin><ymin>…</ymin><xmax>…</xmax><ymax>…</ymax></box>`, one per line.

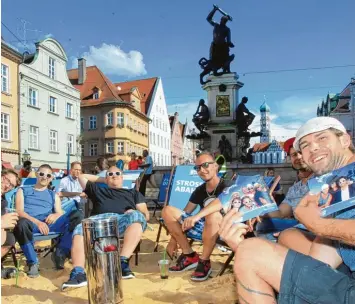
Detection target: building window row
<box><xmin>1</xmin><ymin>64</ymin><xmax>9</xmax><ymax>93</ymax></box>
<box><xmin>1</xmin><ymin>113</ymin><xmax>10</xmax><ymax>140</ymax></box>
<box><xmin>28</xmin><ymin>125</ymin><xmax>74</xmax><ymax>153</ymax></box>
<box><xmin>150</xmin><ymin>132</ymin><xmax>170</xmax><ymax>149</ymax></box>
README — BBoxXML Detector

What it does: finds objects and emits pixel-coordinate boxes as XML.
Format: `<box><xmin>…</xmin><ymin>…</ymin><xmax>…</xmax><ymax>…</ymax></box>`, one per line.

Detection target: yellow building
<box><xmin>67</xmin><ymin>59</ymin><xmax>149</xmax><ymax>171</ymax></box>
<box><xmin>1</xmin><ymin>41</ymin><xmax>22</xmax><ymax>167</ymax></box>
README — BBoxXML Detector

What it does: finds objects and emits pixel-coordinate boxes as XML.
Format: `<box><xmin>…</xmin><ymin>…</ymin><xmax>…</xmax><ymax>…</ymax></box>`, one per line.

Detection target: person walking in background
<box><xmin>95</xmin><ymin>157</ymin><xmax>109</xmax><ymax>177</ymax></box>
<box><xmin>139</xmin><ymin>150</ymin><xmax>157</xmax><ymax>196</ymax></box>
<box><xmin>20</xmin><ymin>160</ymin><xmax>35</xmax><ymax>178</ymax></box>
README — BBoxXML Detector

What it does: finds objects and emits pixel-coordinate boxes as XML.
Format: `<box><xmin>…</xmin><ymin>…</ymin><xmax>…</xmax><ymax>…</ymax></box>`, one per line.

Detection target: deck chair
<box><xmin>153</xmin><ymin>166</ymin><xmax>242</xmax><ymax>276</ymax></box>
<box><xmin>3</xmin><ymin>188</ymin><xmax>77</xmax><ymax>266</ymax></box>
<box><xmin>145</xmin><ymin>172</ymin><xmax>171</xmax><ymax>217</ymax></box>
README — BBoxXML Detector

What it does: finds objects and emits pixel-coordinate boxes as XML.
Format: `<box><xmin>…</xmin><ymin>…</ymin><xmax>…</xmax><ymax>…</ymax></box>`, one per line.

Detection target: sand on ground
<box><xmin>1</xmin><ymin>219</ymin><xmax>237</xmax><ymax>304</ymax></box>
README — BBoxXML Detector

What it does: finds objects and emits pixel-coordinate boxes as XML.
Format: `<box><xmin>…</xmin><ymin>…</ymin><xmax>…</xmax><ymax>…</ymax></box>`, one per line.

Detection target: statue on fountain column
<box><xmin>218</xmin><ymin>135</ymin><xmax>232</xmax><ymax>162</ymax></box>
<box><xmin>192</xmin><ymin>99</ymin><xmax>210</xmax><ymax>135</ymax></box>
<box><xmin>199</xmin><ymin>4</ymin><xmax>235</xmax><ymax>85</ymax></box>
<box><xmin>235</xmin><ymin>96</ymin><xmax>262</xmax><ymax>163</ymax></box>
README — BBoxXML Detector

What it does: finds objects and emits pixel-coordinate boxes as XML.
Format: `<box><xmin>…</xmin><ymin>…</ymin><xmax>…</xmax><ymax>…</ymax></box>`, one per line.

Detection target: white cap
<box><xmin>293</xmin><ymin>117</ymin><xmax>346</xmax><ymax>151</ymax></box>
<box><xmin>321</xmin><ymin>184</ymin><xmax>329</xmax><ymax>190</ymax></box>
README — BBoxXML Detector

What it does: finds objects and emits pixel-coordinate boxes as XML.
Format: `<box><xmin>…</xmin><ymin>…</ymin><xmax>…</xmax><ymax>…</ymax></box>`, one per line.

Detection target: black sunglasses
<box><xmin>38</xmin><ymin>172</ymin><xmax>52</xmax><ymax>178</ymax></box>
<box><xmin>107</xmin><ymin>171</ymin><xmax>122</xmax><ymax>177</ymax></box>
<box><xmin>194</xmin><ymin>161</ymin><xmax>215</xmax><ymax>171</ymax></box>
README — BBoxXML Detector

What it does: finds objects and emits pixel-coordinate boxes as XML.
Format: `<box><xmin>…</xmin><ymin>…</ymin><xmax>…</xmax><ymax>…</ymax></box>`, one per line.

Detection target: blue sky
<box><xmin>2</xmin><ymin>0</ymin><xmax>355</xmax><ymax>140</ymax></box>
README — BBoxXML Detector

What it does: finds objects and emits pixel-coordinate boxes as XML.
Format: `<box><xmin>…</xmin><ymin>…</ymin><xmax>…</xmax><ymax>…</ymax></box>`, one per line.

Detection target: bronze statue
<box><xmin>192</xmin><ymin>99</ymin><xmax>210</xmax><ymax>134</ymax></box>
<box><xmin>199</xmin><ymin>4</ymin><xmax>235</xmax><ymax>85</ymax></box>
<box><xmin>236</xmin><ymin>96</ymin><xmax>254</xmax><ymax>134</ymax></box>
<box><xmin>218</xmin><ymin>135</ymin><xmax>232</xmax><ymax>162</ymax></box>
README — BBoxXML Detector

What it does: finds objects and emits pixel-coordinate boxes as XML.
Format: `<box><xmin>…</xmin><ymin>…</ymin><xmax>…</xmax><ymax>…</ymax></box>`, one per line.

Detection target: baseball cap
<box><xmin>283</xmin><ymin>137</ymin><xmax>295</xmax><ymax>155</ymax></box>
<box><xmin>293</xmin><ymin>117</ymin><xmax>346</xmax><ymax>151</ymax></box>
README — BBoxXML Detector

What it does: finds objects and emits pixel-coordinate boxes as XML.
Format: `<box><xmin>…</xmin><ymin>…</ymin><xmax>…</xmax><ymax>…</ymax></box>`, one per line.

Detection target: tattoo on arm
<box><xmin>237</xmin><ymin>278</ymin><xmax>276</xmax><ymax>300</ymax></box>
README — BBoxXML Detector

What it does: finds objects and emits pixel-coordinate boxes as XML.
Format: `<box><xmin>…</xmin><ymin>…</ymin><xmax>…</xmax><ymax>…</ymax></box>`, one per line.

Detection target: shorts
<box><xmin>73</xmin><ymin>211</ymin><xmax>147</xmax><ymax>238</ymax></box>
<box><xmin>179</xmin><ymin>212</ymin><xmax>205</xmax><ymax>241</ymax></box>
<box><xmin>279</xmin><ymin>249</ymin><xmax>355</xmax><ymax>303</ymax></box>
<box><xmin>3</xmin><ymin>230</ymin><xmax>16</xmax><ymax>247</ymax></box>
<box><xmin>333</xmin><ymin>207</ymin><xmax>355</xmax><ymax>271</ymax></box>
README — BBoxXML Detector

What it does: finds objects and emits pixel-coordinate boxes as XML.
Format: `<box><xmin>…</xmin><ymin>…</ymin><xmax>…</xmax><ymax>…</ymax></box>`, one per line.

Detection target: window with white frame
<box><xmin>93</xmin><ymin>88</ymin><xmax>99</xmax><ymax>100</ymax></box>
<box><xmin>149</xmin><ymin>131</ymin><xmax>152</xmax><ymax>142</ymax></box>
<box><xmin>67</xmin><ymin>134</ymin><xmax>74</xmax><ymax>154</ymax></box>
<box><xmin>157</xmin><ymin>135</ymin><xmax>160</xmax><ymax>146</ymax></box>
<box><xmin>107</xmin><ymin>141</ymin><xmax>114</xmax><ymax>154</ymax></box>
<box><xmin>1</xmin><ymin>64</ymin><xmax>9</xmax><ymax>93</ymax></box>
<box><xmin>89</xmin><ymin>116</ymin><xmax>97</xmax><ymax>129</ymax></box>
<box><xmin>49</xmin><ymin>130</ymin><xmax>58</xmax><ymax>152</ymax></box>
<box><xmin>153</xmin><ymin>133</ymin><xmax>155</xmax><ymax>145</ymax></box>
<box><xmin>29</xmin><ymin>126</ymin><xmax>39</xmax><ymax>149</ymax></box>
<box><xmin>107</xmin><ymin>112</ymin><xmax>113</xmax><ymax>125</ymax></box>
<box><xmin>29</xmin><ymin>88</ymin><xmax>38</xmax><ymax>107</ymax></box>
<box><xmin>49</xmin><ymin>96</ymin><xmax>57</xmax><ymax>113</ymax></box>
<box><xmin>117</xmin><ymin>112</ymin><xmax>124</xmax><ymax>126</ymax></box>
<box><xmin>118</xmin><ymin>142</ymin><xmax>124</xmax><ymax>154</ymax></box>
<box><xmin>66</xmin><ymin>103</ymin><xmax>73</xmax><ymax>118</ymax></box>
<box><xmin>49</xmin><ymin>57</ymin><xmax>55</xmax><ymax>79</ymax></box>
<box><xmin>80</xmin><ymin>117</ymin><xmax>84</xmax><ymax>130</ymax></box>
<box><xmin>90</xmin><ymin>143</ymin><xmax>98</xmax><ymax>156</ymax></box>
<box><xmin>1</xmin><ymin>113</ymin><xmax>10</xmax><ymax>140</ymax></box>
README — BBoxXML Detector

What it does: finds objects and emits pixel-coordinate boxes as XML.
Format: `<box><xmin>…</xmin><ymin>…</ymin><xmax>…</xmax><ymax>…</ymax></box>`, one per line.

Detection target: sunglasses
<box><xmin>107</xmin><ymin>171</ymin><xmax>122</xmax><ymax>177</ymax></box>
<box><xmin>38</xmin><ymin>172</ymin><xmax>52</xmax><ymax>178</ymax></box>
<box><xmin>194</xmin><ymin>161</ymin><xmax>215</xmax><ymax>171</ymax></box>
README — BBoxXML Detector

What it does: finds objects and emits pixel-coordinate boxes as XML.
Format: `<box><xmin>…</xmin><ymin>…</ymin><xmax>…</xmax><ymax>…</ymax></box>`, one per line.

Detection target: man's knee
<box><xmin>161</xmin><ymin>206</ymin><xmax>181</xmax><ymax>222</ymax></box>
<box><xmin>13</xmin><ymin>218</ymin><xmax>32</xmax><ymax>236</ymax></box>
<box><xmin>234</xmin><ymin>238</ymin><xmax>268</xmax><ymax>273</ymax></box>
<box><xmin>204</xmin><ymin>211</ymin><xmax>222</xmax><ymax>226</ymax></box>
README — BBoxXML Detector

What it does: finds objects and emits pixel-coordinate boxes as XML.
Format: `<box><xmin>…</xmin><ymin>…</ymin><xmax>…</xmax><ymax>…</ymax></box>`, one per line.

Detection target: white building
<box><xmin>317</xmin><ymin>78</ymin><xmax>355</xmax><ymax>142</ymax></box>
<box><xmin>115</xmin><ymin>77</ymin><xmax>172</xmax><ymax>166</ymax></box>
<box><xmin>260</xmin><ymin>101</ymin><xmax>271</xmax><ymax>143</ymax></box>
<box><xmin>19</xmin><ymin>38</ymin><xmax>81</xmax><ymax>168</ymax></box>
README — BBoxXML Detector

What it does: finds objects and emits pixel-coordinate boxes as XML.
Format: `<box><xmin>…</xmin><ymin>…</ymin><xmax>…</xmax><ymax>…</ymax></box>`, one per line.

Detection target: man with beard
<box><xmin>162</xmin><ymin>152</ymin><xmax>232</xmax><ymax>281</ymax></box>
<box><xmin>255</xmin><ymin>137</ymin><xmax>313</xmax><ymax>240</ymax></box>
<box><xmin>219</xmin><ymin>117</ymin><xmax>355</xmax><ymax>304</ymax></box>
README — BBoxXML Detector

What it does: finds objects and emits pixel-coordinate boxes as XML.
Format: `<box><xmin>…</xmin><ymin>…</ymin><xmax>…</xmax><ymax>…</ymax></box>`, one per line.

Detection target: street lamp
<box><xmin>22</xmin><ymin>150</ymin><xmax>31</xmax><ymax>163</ymax></box>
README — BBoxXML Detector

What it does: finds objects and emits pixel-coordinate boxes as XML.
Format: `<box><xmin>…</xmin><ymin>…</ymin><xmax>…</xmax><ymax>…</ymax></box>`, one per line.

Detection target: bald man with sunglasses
<box><xmin>162</xmin><ymin>152</ymin><xmax>232</xmax><ymax>281</ymax></box>
<box><xmin>62</xmin><ymin>166</ymin><xmax>149</xmax><ymax>290</ymax></box>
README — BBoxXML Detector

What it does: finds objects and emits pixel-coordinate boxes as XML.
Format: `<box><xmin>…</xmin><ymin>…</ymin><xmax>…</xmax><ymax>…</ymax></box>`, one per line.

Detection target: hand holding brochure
<box><xmin>307</xmin><ymin>162</ymin><xmax>355</xmax><ymax>217</ymax></box>
<box><xmin>218</xmin><ymin>175</ymin><xmax>278</xmax><ymax>223</ymax></box>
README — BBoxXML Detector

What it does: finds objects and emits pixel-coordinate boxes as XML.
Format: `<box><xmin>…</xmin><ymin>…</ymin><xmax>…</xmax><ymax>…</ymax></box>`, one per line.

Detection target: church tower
<box><xmin>260</xmin><ymin>100</ymin><xmax>271</xmax><ymax>143</ymax></box>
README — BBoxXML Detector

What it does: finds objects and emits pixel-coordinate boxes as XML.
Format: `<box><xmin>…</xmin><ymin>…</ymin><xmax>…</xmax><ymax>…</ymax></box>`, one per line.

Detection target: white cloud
<box><xmin>72</xmin><ymin>43</ymin><xmax>147</xmax><ymax>77</ymax></box>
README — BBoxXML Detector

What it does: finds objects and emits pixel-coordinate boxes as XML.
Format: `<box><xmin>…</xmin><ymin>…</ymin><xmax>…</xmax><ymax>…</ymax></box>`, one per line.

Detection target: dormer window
<box><xmin>93</xmin><ymin>87</ymin><xmax>100</xmax><ymax>100</ymax></box>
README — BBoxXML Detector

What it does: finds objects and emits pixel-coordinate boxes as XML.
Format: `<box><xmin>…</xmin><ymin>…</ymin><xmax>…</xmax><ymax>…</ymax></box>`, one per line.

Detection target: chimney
<box><xmin>78</xmin><ymin>58</ymin><xmax>86</xmax><ymax>84</ymax></box>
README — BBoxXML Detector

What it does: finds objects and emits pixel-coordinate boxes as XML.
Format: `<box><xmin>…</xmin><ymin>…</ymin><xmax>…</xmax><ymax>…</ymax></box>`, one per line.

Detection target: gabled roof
<box><xmin>67</xmin><ymin>66</ymin><xmax>124</xmax><ymax>106</ymax></box>
<box><xmin>115</xmin><ymin>77</ymin><xmax>157</xmax><ymax>114</ymax></box>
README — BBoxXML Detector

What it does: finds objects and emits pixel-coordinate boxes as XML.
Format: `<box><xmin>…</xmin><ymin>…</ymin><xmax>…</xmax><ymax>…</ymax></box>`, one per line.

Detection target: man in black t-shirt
<box><xmin>62</xmin><ymin>166</ymin><xmax>149</xmax><ymax>290</ymax></box>
<box><xmin>162</xmin><ymin>152</ymin><xmax>232</xmax><ymax>281</ymax></box>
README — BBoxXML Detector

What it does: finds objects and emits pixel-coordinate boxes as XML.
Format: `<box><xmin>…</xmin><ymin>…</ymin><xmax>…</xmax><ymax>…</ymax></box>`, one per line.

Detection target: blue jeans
<box><xmin>255</xmin><ymin>218</ymin><xmax>299</xmax><ymax>241</ymax></box>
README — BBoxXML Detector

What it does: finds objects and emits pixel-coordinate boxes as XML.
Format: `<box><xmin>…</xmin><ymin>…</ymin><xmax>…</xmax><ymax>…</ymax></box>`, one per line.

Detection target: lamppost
<box><xmin>21</xmin><ymin>150</ymin><xmax>31</xmax><ymax>163</ymax></box>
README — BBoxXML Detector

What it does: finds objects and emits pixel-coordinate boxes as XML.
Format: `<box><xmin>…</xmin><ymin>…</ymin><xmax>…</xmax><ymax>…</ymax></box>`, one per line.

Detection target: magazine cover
<box><xmin>218</xmin><ymin>175</ymin><xmax>278</xmax><ymax>223</ymax></box>
<box><xmin>307</xmin><ymin>162</ymin><xmax>355</xmax><ymax>217</ymax></box>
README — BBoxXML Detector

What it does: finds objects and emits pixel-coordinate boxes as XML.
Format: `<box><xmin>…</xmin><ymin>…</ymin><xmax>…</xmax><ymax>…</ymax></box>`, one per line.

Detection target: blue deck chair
<box><xmin>145</xmin><ymin>172</ymin><xmax>172</xmax><ymax>217</ymax></box>
<box><xmin>153</xmin><ymin>166</ymin><xmax>242</xmax><ymax>276</ymax></box>
<box><xmin>3</xmin><ymin>187</ymin><xmax>77</xmax><ymax>266</ymax></box>
<box><xmin>154</xmin><ymin>165</ymin><xmax>204</xmax><ymax>253</ymax></box>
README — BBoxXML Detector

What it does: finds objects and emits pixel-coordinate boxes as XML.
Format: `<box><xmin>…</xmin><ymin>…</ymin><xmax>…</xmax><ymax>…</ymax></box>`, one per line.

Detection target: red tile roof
<box><xmin>115</xmin><ymin>78</ymin><xmax>157</xmax><ymax>114</ymax></box>
<box><xmin>67</xmin><ymin>66</ymin><xmax>125</xmax><ymax>106</ymax></box>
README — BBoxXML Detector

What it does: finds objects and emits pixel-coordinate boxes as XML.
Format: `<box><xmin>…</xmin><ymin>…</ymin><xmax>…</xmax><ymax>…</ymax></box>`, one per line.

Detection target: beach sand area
<box><xmin>1</xmin><ymin>220</ymin><xmax>237</xmax><ymax>303</ymax></box>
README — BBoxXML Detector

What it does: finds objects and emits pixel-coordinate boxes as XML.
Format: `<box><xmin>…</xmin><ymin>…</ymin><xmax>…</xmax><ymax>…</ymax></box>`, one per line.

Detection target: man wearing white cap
<box><xmin>219</xmin><ymin>117</ymin><xmax>355</xmax><ymax>303</ymax></box>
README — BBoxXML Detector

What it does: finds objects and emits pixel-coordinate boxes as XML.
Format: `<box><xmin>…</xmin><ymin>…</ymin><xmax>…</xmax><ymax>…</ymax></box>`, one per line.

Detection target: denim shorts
<box><xmin>179</xmin><ymin>212</ymin><xmax>205</xmax><ymax>241</ymax></box>
<box><xmin>279</xmin><ymin>249</ymin><xmax>355</xmax><ymax>303</ymax></box>
<box><xmin>333</xmin><ymin>208</ymin><xmax>355</xmax><ymax>271</ymax></box>
<box><xmin>72</xmin><ymin>211</ymin><xmax>147</xmax><ymax>238</ymax></box>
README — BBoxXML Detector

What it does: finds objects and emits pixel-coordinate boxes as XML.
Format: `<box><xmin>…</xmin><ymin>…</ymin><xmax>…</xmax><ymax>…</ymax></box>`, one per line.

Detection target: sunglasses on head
<box><xmin>38</xmin><ymin>172</ymin><xmax>52</xmax><ymax>178</ymax></box>
<box><xmin>194</xmin><ymin>161</ymin><xmax>215</xmax><ymax>171</ymax></box>
<box><xmin>107</xmin><ymin>171</ymin><xmax>122</xmax><ymax>177</ymax></box>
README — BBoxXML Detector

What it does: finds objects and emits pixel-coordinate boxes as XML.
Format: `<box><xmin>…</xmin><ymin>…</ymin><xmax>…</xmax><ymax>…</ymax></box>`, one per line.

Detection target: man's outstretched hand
<box><xmin>219</xmin><ymin>209</ymin><xmax>249</xmax><ymax>252</ymax></box>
